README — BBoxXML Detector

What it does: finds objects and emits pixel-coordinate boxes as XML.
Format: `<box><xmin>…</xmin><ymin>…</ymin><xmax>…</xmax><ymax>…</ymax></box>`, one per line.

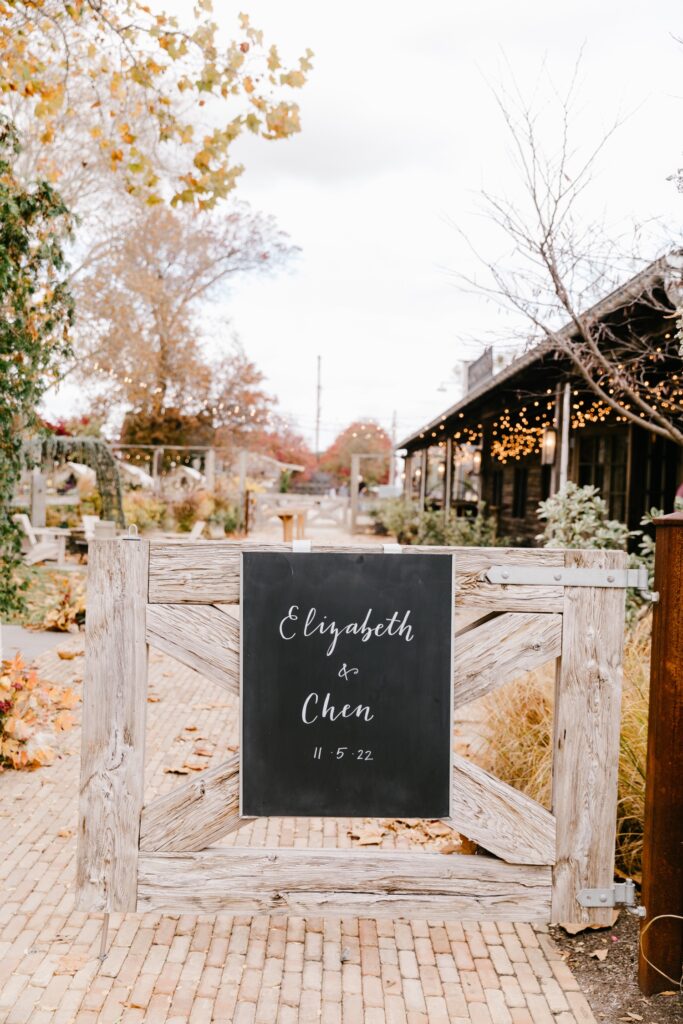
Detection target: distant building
<box><xmin>398</xmin><ymin>254</ymin><xmax>683</xmax><ymax>543</ymax></box>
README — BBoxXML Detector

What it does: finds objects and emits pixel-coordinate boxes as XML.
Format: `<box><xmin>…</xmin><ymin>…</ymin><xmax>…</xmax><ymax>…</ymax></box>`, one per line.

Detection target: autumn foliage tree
<box><xmin>320</xmin><ymin>421</ymin><xmax>392</xmax><ymax>486</ymax></box>
<box><xmin>72</xmin><ymin>202</ymin><xmax>293</xmax><ymax>413</ymax></box>
<box><xmin>1</xmin><ymin>1</ymin><xmax>313</xmax><ymax>209</ymax></box>
<box><xmin>248</xmin><ymin>417</ymin><xmax>316</xmax><ymax>476</ymax></box>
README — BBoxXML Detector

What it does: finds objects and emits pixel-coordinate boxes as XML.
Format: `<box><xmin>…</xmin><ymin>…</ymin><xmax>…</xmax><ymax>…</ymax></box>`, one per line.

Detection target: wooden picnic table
<box><xmin>275</xmin><ymin>508</ymin><xmax>306</xmax><ymax>542</ymax></box>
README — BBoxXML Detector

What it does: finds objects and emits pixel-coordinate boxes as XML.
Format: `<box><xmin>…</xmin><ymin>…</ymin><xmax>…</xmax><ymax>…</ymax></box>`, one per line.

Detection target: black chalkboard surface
<box><xmin>240</xmin><ymin>551</ymin><xmax>453</xmax><ymax>818</ymax></box>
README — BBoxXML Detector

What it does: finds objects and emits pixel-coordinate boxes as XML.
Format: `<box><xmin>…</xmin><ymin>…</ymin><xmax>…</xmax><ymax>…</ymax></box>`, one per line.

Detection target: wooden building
<box><xmin>398</xmin><ymin>255</ymin><xmax>683</xmax><ymax>543</ymax></box>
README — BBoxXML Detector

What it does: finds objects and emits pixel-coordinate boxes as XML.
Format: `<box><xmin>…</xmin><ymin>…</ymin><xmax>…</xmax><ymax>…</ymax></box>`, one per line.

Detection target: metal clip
<box><xmin>576</xmin><ymin>878</ymin><xmax>645</xmax><ymax>916</ymax></box>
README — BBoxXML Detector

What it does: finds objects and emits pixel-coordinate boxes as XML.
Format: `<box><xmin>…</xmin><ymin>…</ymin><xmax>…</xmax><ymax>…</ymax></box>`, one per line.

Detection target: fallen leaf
<box><xmin>355</xmin><ymin>832</ymin><xmax>384</xmax><ymax>846</ymax></box>
<box><xmin>53</xmin><ymin>711</ymin><xmax>74</xmax><ymax>731</ymax></box>
<box><xmin>57</xmin><ymin>648</ymin><xmax>78</xmax><ymax>660</ymax></box>
<box><xmin>439</xmin><ymin>841</ymin><xmax>462</xmax><ymax>855</ymax></box>
<box><xmin>55</xmin><ymin>953</ymin><xmax>89</xmax><ymax>975</ymax></box>
<box><xmin>561</xmin><ymin>910</ymin><xmax>619</xmax><ymax>935</ymax></box>
<box><xmin>57</xmin><ymin>827</ymin><xmax>73</xmax><ymax>838</ymax></box>
<box><xmin>193</xmin><ymin>746</ymin><xmax>214</xmax><ymax>757</ymax></box>
<box><xmin>182</xmin><ymin>760</ymin><xmax>205</xmax><ymax>772</ymax></box>
<box><xmin>164</xmin><ymin>766</ymin><xmax>190</xmax><ymax>775</ymax></box>
<box><xmin>590</xmin><ymin>948</ymin><xmax>608</xmax><ymax>961</ymax></box>
<box><xmin>425</xmin><ymin>820</ymin><xmax>454</xmax><ymax>838</ymax></box>
<box><xmin>147</xmin><ymin>694</ymin><xmax>161</xmax><ymax>703</ymax></box>
<box><xmin>459</xmin><ymin>836</ymin><xmax>478</xmax><ymax>855</ymax></box>
<box><xmin>184</xmin><ymin>725</ymin><xmax>198</xmax><ymax>732</ymax></box>
<box><xmin>57</xmin><ymin>688</ymin><xmax>79</xmax><ymax>709</ymax></box>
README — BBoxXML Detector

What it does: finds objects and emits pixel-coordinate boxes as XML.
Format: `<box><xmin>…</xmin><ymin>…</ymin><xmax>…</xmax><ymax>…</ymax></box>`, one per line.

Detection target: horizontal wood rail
<box><xmin>137</xmin><ymin>847</ymin><xmax>552</xmax><ymax>920</ymax></box>
<box><xmin>148</xmin><ymin>543</ymin><xmax>565</xmax><ymax>613</ymax></box>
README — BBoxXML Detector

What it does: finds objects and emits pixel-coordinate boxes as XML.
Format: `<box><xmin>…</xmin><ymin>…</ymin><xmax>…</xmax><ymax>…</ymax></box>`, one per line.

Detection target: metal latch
<box><xmin>576</xmin><ymin>879</ymin><xmax>645</xmax><ymax>916</ymax></box>
<box><xmin>485</xmin><ymin>564</ymin><xmax>658</xmax><ymax>601</ymax></box>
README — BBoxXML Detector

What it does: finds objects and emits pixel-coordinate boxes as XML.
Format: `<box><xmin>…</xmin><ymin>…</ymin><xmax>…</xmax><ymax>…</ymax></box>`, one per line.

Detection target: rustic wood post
<box><xmin>444</xmin><ymin>438</ymin><xmax>453</xmax><ymax>523</ymax></box>
<box><xmin>350</xmin><ymin>452</ymin><xmax>360</xmax><ymax>534</ymax></box>
<box><xmin>76</xmin><ymin>537</ymin><xmax>149</xmax><ymax>912</ymax></box>
<box><xmin>551</xmin><ymin>548</ymin><xmax>626</xmax><ymax>924</ymax></box>
<box><xmin>31</xmin><ymin>467</ymin><xmax>46</xmax><ymax>528</ymax></box>
<box><xmin>419</xmin><ymin>449</ymin><xmax>427</xmax><ymax>509</ymax></box>
<box><xmin>639</xmin><ymin>511</ymin><xmax>683</xmax><ymax>994</ymax></box>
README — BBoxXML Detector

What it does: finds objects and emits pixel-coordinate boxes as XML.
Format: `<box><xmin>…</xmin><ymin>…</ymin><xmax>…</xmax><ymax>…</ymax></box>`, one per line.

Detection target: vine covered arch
<box><xmin>23</xmin><ymin>435</ymin><xmax>125</xmax><ymax>527</ymax></box>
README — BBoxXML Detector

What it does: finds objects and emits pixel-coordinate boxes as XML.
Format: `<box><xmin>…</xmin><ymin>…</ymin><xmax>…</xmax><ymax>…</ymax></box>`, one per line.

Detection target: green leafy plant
<box><xmin>0</xmin><ymin>117</ymin><xmax>74</xmax><ymax>617</ymax></box>
<box><xmin>371</xmin><ymin>499</ymin><xmax>508</xmax><ymax>547</ymax></box>
<box><xmin>123</xmin><ymin>492</ymin><xmax>168</xmax><ymax>532</ymax></box>
<box><xmin>536</xmin><ymin>482</ymin><xmax>634</xmax><ymax>549</ymax></box>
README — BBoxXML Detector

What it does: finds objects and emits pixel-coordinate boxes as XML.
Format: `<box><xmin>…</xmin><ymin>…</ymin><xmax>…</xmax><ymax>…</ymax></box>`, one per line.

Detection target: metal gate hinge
<box><xmin>576</xmin><ymin>879</ymin><xmax>645</xmax><ymax>916</ymax></box>
<box><xmin>486</xmin><ymin>564</ymin><xmax>658</xmax><ymax>600</ymax></box>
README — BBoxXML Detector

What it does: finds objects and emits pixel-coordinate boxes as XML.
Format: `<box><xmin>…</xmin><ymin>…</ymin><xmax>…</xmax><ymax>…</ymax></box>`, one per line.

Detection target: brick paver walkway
<box><xmin>0</xmin><ymin>636</ymin><xmax>597</xmax><ymax>1024</ymax></box>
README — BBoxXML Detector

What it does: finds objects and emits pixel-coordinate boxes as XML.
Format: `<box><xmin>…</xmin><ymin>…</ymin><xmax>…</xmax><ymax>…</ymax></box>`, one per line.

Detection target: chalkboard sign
<box><xmin>240</xmin><ymin>552</ymin><xmax>454</xmax><ymax>818</ymax></box>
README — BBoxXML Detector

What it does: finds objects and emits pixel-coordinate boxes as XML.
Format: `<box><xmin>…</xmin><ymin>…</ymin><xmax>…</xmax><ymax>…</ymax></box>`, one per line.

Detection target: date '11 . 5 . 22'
<box><xmin>312</xmin><ymin>747</ymin><xmax>373</xmax><ymax>760</ymax></box>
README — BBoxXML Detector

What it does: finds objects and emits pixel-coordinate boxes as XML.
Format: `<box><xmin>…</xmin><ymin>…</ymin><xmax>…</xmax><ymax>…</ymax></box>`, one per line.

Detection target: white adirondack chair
<box><xmin>161</xmin><ymin>519</ymin><xmax>206</xmax><ymax>541</ymax></box>
<box><xmin>13</xmin><ymin>513</ymin><xmax>69</xmax><ymax>567</ymax></box>
<box><xmin>81</xmin><ymin>514</ymin><xmax>100</xmax><ymax>540</ymax></box>
<box><xmin>186</xmin><ymin>520</ymin><xmax>206</xmax><ymax>541</ymax></box>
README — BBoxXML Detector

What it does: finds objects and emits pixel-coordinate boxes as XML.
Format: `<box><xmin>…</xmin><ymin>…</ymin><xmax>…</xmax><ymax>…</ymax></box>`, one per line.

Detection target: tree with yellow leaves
<box><xmin>0</xmin><ymin>1</ymin><xmax>313</xmax><ymax>208</ymax></box>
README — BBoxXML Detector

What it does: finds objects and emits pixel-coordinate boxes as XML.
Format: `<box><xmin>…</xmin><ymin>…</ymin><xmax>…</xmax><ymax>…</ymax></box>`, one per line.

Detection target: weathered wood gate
<box><xmin>76</xmin><ymin>540</ymin><xmax>626</xmax><ymax>926</ymax></box>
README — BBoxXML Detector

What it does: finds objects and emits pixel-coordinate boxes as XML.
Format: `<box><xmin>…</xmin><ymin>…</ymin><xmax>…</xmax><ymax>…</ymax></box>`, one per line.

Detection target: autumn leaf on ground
<box><xmin>561</xmin><ymin>910</ymin><xmax>619</xmax><ymax>934</ymax></box>
<box><xmin>57</xmin><ymin>827</ymin><xmax>73</xmax><ymax>838</ymax></box>
<box><xmin>56</xmin><ymin>648</ymin><xmax>79</xmax><ymax>660</ymax></box>
<box><xmin>147</xmin><ymin>694</ymin><xmax>161</xmax><ymax>703</ymax></box>
<box><xmin>348</xmin><ymin>822</ymin><xmax>386</xmax><ymax>846</ymax></box>
<box><xmin>439</xmin><ymin>841</ymin><xmax>462</xmax><ymax>855</ymax></box>
<box><xmin>57</xmin><ymin>688</ymin><xmax>79</xmax><ymax>710</ymax></box>
<box><xmin>55</xmin><ymin>953</ymin><xmax>90</xmax><ymax>975</ymax></box>
<box><xmin>53</xmin><ymin>711</ymin><xmax>74</xmax><ymax>732</ymax></box>
<box><xmin>182</xmin><ymin>759</ymin><xmax>206</xmax><ymax>772</ymax></box>
<box><xmin>164</xmin><ymin>766</ymin><xmax>190</xmax><ymax>775</ymax></box>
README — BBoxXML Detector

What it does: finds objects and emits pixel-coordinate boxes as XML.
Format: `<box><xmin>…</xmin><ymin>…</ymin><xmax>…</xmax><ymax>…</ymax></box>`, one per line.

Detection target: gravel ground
<box><xmin>551</xmin><ymin>913</ymin><xmax>683</xmax><ymax>1023</ymax></box>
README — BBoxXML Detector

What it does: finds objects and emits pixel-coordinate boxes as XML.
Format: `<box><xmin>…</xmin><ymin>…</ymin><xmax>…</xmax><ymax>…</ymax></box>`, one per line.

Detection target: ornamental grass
<box><xmin>477</xmin><ymin>616</ymin><xmax>650</xmax><ymax>880</ymax></box>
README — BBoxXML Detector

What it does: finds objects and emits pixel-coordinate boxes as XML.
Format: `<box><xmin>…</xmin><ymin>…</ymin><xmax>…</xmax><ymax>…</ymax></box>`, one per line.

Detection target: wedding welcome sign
<box><xmin>240</xmin><ymin>551</ymin><xmax>454</xmax><ymax>818</ymax></box>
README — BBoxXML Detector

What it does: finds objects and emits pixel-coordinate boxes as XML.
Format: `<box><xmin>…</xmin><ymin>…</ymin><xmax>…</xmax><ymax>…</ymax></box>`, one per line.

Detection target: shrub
<box><xmin>0</xmin><ymin>654</ymin><xmax>78</xmax><ymax>769</ymax></box>
<box><xmin>371</xmin><ymin>499</ymin><xmax>508</xmax><ymax>547</ymax></box>
<box><xmin>536</xmin><ymin>482</ymin><xmax>634</xmax><ymax>549</ymax></box>
<box><xmin>123</xmin><ymin>492</ymin><xmax>168</xmax><ymax>531</ymax></box>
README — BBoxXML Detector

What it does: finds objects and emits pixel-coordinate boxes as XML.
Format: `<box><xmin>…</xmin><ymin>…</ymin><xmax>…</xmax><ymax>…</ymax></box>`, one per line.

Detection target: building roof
<box><xmin>397</xmin><ymin>251</ymin><xmax>683</xmax><ymax>450</ymax></box>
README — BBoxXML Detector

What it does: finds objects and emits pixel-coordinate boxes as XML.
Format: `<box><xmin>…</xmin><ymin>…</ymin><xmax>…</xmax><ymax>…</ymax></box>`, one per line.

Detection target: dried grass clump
<box><xmin>616</xmin><ymin>616</ymin><xmax>650</xmax><ymax>880</ymax></box>
<box><xmin>476</xmin><ymin>616</ymin><xmax>651</xmax><ymax>879</ymax></box>
<box><xmin>478</xmin><ymin>665</ymin><xmax>555</xmax><ymax>811</ymax></box>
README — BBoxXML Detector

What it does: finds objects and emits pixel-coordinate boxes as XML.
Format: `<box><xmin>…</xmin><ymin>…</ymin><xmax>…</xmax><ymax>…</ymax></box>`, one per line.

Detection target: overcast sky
<box><xmin>46</xmin><ymin>1</ymin><xmax>683</xmax><ymax>449</ymax></box>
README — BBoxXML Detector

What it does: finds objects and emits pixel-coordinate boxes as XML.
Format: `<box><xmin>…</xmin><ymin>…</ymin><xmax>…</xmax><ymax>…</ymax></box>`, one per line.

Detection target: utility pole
<box><xmin>315</xmin><ymin>355</ymin><xmax>322</xmax><ymax>462</ymax></box>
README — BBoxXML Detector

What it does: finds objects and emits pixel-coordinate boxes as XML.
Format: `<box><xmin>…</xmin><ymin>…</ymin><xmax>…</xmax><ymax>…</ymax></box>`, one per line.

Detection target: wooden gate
<box><xmin>76</xmin><ymin>541</ymin><xmax>626</xmax><ymax>926</ymax></box>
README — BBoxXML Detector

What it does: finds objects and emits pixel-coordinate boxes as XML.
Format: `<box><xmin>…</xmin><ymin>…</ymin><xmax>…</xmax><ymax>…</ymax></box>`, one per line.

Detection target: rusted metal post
<box><xmin>639</xmin><ymin>511</ymin><xmax>683</xmax><ymax>994</ymax></box>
